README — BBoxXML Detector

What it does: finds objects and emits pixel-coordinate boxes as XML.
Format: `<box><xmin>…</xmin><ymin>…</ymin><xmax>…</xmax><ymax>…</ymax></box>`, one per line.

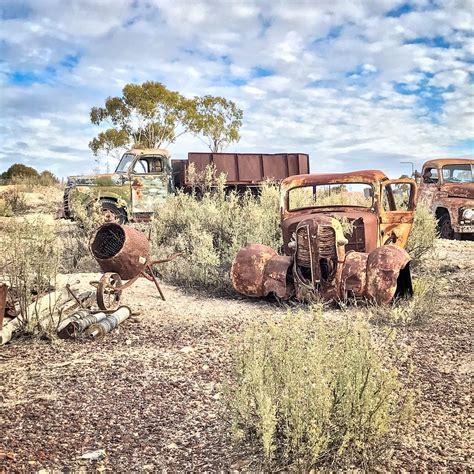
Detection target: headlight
<box><xmin>462</xmin><ymin>208</ymin><xmax>474</xmax><ymax>221</ymax></box>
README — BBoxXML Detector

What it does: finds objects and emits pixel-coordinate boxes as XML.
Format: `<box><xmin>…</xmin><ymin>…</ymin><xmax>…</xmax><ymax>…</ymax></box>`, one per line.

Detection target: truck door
<box><xmin>129</xmin><ymin>156</ymin><xmax>169</xmax><ymax>215</ymax></box>
<box><xmin>379</xmin><ymin>179</ymin><xmax>417</xmax><ymax>248</ymax></box>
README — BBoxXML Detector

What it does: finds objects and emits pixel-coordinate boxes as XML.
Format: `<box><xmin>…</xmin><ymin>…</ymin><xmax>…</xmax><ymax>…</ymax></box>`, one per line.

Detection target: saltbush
<box><xmin>406</xmin><ymin>203</ymin><xmax>438</xmax><ymax>266</ymax></box>
<box><xmin>0</xmin><ymin>217</ymin><xmax>61</xmax><ymax>333</ymax></box>
<box><xmin>226</xmin><ymin>310</ymin><xmax>413</xmax><ymax>470</ymax></box>
<box><xmin>152</xmin><ymin>171</ymin><xmax>281</xmax><ymax>291</ymax></box>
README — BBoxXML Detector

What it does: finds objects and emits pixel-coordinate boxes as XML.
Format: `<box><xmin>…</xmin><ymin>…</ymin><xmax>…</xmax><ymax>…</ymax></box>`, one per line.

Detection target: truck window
<box><xmin>288</xmin><ymin>183</ymin><xmax>373</xmax><ymax>211</ymax></box>
<box><xmin>116</xmin><ymin>153</ymin><xmax>135</xmax><ymax>173</ymax></box>
<box><xmin>442</xmin><ymin>164</ymin><xmax>473</xmax><ymax>183</ymax></box>
<box><xmin>382</xmin><ymin>183</ymin><xmax>412</xmax><ymax>211</ymax></box>
<box><xmin>132</xmin><ymin>157</ymin><xmax>163</xmax><ymax>174</ymax></box>
<box><xmin>422</xmin><ymin>168</ymin><xmax>439</xmax><ymax>184</ymax></box>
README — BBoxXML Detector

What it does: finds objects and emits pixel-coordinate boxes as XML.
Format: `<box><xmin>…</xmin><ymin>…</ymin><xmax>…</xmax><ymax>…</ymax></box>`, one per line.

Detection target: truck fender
<box><xmin>365</xmin><ymin>245</ymin><xmax>412</xmax><ymax>304</ymax></box>
<box><xmin>231</xmin><ymin>244</ymin><xmax>293</xmax><ymax>298</ymax></box>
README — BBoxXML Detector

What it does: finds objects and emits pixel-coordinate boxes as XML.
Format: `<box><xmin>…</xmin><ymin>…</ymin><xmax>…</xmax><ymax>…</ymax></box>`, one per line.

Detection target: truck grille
<box><xmin>296</xmin><ymin>226</ymin><xmax>311</xmax><ymax>267</ymax></box>
<box><xmin>317</xmin><ymin>225</ymin><xmax>337</xmax><ymax>259</ymax></box>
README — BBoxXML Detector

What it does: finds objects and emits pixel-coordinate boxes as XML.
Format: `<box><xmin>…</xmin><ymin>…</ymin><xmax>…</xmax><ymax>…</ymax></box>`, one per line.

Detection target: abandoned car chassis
<box><xmin>231</xmin><ymin>170</ymin><xmax>416</xmax><ymax>304</ymax></box>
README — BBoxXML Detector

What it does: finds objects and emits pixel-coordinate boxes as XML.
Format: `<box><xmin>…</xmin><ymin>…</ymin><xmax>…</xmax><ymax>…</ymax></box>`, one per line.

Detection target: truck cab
<box><xmin>418</xmin><ymin>159</ymin><xmax>474</xmax><ymax>239</ymax></box>
<box><xmin>64</xmin><ymin>148</ymin><xmax>172</xmax><ymax>223</ymax></box>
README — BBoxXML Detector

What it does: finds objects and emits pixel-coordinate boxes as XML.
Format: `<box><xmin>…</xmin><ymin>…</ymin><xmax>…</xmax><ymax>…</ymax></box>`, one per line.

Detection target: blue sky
<box><xmin>0</xmin><ymin>0</ymin><xmax>473</xmax><ymax>178</ymax></box>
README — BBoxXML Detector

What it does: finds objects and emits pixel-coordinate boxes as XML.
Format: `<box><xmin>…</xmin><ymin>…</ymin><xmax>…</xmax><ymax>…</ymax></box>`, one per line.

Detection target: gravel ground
<box><xmin>1</xmin><ymin>239</ymin><xmax>473</xmax><ymax>472</ymax></box>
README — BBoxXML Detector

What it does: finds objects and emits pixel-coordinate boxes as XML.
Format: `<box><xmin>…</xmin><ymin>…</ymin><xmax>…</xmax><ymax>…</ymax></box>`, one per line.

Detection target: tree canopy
<box><xmin>189</xmin><ymin>95</ymin><xmax>243</xmax><ymax>152</ymax></box>
<box><xmin>89</xmin><ymin>81</ymin><xmax>243</xmax><ymax>156</ymax></box>
<box><xmin>1</xmin><ymin>163</ymin><xmax>38</xmax><ymax>180</ymax></box>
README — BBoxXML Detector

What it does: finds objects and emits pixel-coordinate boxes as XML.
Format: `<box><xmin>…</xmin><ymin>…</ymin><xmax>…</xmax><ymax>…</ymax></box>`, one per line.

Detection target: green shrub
<box><xmin>226</xmin><ymin>310</ymin><xmax>413</xmax><ymax>470</ymax></box>
<box><xmin>152</xmin><ymin>172</ymin><xmax>281</xmax><ymax>291</ymax></box>
<box><xmin>406</xmin><ymin>203</ymin><xmax>438</xmax><ymax>266</ymax></box>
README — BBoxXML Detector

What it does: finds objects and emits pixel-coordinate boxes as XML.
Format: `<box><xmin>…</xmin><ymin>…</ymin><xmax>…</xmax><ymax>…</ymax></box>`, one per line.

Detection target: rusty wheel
<box><xmin>97</xmin><ymin>272</ymin><xmax>122</xmax><ymax>310</ymax></box>
<box><xmin>438</xmin><ymin>214</ymin><xmax>454</xmax><ymax>240</ymax></box>
<box><xmin>100</xmin><ymin>199</ymin><xmax>127</xmax><ymax>224</ymax></box>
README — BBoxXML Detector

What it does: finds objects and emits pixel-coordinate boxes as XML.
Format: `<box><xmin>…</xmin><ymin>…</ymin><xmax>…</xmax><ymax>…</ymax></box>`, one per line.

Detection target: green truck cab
<box><xmin>64</xmin><ymin>148</ymin><xmax>173</xmax><ymax>223</ymax></box>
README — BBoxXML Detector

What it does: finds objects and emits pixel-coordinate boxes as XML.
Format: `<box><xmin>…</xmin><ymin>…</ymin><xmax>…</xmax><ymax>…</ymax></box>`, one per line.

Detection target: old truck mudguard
<box><xmin>231</xmin><ymin>244</ymin><xmax>292</xmax><ymax>298</ymax></box>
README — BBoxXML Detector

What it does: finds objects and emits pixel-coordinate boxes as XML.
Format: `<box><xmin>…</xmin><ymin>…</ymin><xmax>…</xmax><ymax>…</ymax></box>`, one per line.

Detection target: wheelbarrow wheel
<box><xmin>97</xmin><ymin>272</ymin><xmax>122</xmax><ymax>310</ymax></box>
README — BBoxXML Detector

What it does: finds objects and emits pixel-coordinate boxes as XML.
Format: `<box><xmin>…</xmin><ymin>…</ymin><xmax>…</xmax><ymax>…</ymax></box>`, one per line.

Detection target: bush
<box><xmin>0</xmin><ymin>217</ymin><xmax>61</xmax><ymax>334</ymax></box>
<box><xmin>226</xmin><ymin>310</ymin><xmax>413</xmax><ymax>470</ymax></box>
<box><xmin>406</xmin><ymin>203</ymin><xmax>438</xmax><ymax>266</ymax></box>
<box><xmin>58</xmin><ymin>197</ymin><xmax>103</xmax><ymax>273</ymax></box>
<box><xmin>0</xmin><ymin>187</ymin><xmax>28</xmax><ymax>216</ymax></box>
<box><xmin>367</xmin><ymin>275</ymin><xmax>440</xmax><ymax>326</ymax></box>
<box><xmin>152</xmin><ymin>171</ymin><xmax>281</xmax><ymax>291</ymax></box>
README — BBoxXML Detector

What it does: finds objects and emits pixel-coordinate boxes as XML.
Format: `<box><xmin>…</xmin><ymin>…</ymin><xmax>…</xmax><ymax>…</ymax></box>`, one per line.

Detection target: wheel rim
<box><xmin>97</xmin><ymin>272</ymin><xmax>122</xmax><ymax>310</ymax></box>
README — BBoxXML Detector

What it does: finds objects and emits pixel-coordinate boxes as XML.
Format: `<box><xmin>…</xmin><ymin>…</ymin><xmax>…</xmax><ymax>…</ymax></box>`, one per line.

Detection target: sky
<box><xmin>0</xmin><ymin>0</ymin><xmax>473</xmax><ymax>179</ymax></box>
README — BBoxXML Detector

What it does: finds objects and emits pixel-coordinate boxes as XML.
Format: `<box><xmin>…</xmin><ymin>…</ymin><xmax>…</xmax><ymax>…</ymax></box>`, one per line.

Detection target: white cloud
<box><xmin>0</xmin><ymin>0</ymin><xmax>473</xmax><ymax>178</ymax></box>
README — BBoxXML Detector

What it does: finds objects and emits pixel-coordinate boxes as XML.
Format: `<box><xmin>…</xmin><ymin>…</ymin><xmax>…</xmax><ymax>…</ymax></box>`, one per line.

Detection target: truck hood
<box><xmin>442</xmin><ymin>182</ymin><xmax>474</xmax><ymax>199</ymax></box>
<box><xmin>67</xmin><ymin>173</ymin><xmax>122</xmax><ymax>186</ymax></box>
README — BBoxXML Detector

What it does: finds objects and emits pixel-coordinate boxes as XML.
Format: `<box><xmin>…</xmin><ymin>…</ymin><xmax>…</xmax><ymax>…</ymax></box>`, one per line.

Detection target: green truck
<box><xmin>63</xmin><ymin>148</ymin><xmax>310</xmax><ymax>223</ymax></box>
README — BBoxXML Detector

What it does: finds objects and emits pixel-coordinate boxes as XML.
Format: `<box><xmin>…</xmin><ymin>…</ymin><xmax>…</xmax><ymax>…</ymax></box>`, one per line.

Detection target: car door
<box><xmin>379</xmin><ymin>179</ymin><xmax>417</xmax><ymax>248</ymax></box>
<box><xmin>129</xmin><ymin>156</ymin><xmax>169</xmax><ymax>215</ymax></box>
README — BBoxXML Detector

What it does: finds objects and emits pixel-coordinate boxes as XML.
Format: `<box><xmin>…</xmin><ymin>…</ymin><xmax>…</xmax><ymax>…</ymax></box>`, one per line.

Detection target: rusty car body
<box><xmin>231</xmin><ymin>170</ymin><xmax>417</xmax><ymax>304</ymax></box>
<box><xmin>64</xmin><ymin>149</ymin><xmax>309</xmax><ymax>223</ymax></box>
<box><xmin>418</xmin><ymin>158</ymin><xmax>474</xmax><ymax>239</ymax></box>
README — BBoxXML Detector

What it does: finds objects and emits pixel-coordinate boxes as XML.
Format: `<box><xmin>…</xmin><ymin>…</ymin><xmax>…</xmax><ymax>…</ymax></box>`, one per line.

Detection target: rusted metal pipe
<box><xmin>86</xmin><ymin>306</ymin><xmax>131</xmax><ymax>338</ymax></box>
<box><xmin>59</xmin><ymin>311</ymin><xmax>107</xmax><ymax>339</ymax></box>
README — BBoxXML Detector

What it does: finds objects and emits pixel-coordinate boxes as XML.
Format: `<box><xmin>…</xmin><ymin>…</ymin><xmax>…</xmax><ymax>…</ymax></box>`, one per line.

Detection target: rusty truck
<box><xmin>63</xmin><ymin>148</ymin><xmax>310</xmax><ymax>222</ymax></box>
<box><xmin>418</xmin><ymin>158</ymin><xmax>473</xmax><ymax>239</ymax></box>
<box><xmin>231</xmin><ymin>170</ymin><xmax>417</xmax><ymax>304</ymax></box>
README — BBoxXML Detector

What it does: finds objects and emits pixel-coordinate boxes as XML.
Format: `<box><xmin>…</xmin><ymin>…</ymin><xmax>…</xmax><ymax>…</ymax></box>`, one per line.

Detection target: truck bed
<box><xmin>172</xmin><ymin>152</ymin><xmax>310</xmax><ymax>188</ymax></box>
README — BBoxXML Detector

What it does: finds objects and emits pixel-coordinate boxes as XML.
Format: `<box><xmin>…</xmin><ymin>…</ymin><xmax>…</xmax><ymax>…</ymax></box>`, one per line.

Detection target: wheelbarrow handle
<box><xmin>150</xmin><ymin>252</ymin><xmax>183</xmax><ymax>265</ymax></box>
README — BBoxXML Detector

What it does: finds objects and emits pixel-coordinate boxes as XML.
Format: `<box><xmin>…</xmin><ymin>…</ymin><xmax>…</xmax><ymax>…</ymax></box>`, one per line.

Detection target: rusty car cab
<box><xmin>231</xmin><ymin>170</ymin><xmax>417</xmax><ymax>304</ymax></box>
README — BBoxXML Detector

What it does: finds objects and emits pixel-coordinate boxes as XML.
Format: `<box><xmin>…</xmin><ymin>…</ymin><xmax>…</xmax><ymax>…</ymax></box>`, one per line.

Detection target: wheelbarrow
<box><xmin>90</xmin><ymin>223</ymin><xmax>181</xmax><ymax>310</ymax></box>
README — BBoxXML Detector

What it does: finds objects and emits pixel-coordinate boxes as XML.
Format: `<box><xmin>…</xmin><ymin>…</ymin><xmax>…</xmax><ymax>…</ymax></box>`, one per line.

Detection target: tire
<box><xmin>99</xmin><ymin>199</ymin><xmax>128</xmax><ymax>224</ymax></box>
<box><xmin>438</xmin><ymin>213</ymin><xmax>454</xmax><ymax>240</ymax></box>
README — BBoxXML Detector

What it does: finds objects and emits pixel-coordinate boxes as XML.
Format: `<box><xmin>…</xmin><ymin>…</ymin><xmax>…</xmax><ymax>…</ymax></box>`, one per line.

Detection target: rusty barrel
<box><xmin>91</xmin><ymin>223</ymin><xmax>151</xmax><ymax>280</ymax></box>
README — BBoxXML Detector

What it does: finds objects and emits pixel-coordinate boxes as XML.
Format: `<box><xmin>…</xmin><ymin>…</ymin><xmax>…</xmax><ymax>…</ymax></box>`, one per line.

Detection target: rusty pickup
<box><xmin>231</xmin><ymin>170</ymin><xmax>417</xmax><ymax>304</ymax></box>
<box><xmin>418</xmin><ymin>158</ymin><xmax>474</xmax><ymax>239</ymax></box>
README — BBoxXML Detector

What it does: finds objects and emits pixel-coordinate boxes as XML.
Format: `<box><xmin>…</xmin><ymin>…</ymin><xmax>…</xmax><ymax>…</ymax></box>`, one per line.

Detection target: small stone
<box><xmin>167</xmin><ymin>443</ymin><xmax>179</xmax><ymax>449</ymax></box>
<box><xmin>180</xmin><ymin>346</ymin><xmax>194</xmax><ymax>354</ymax></box>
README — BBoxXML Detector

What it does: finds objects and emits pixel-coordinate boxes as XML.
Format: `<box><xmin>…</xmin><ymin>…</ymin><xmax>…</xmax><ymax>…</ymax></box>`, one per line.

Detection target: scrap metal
<box><xmin>232</xmin><ymin>169</ymin><xmax>416</xmax><ymax>304</ymax></box>
<box><xmin>86</xmin><ymin>306</ymin><xmax>131</xmax><ymax>338</ymax></box>
<box><xmin>90</xmin><ymin>223</ymin><xmax>181</xmax><ymax>309</ymax></box>
<box><xmin>418</xmin><ymin>158</ymin><xmax>473</xmax><ymax>239</ymax></box>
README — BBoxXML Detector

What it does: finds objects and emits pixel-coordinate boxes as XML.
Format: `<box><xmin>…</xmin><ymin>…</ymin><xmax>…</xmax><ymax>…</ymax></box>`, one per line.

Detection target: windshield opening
<box><xmin>115</xmin><ymin>153</ymin><xmax>135</xmax><ymax>173</ymax></box>
<box><xmin>441</xmin><ymin>164</ymin><xmax>473</xmax><ymax>183</ymax></box>
<box><xmin>287</xmin><ymin>183</ymin><xmax>374</xmax><ymax>211</ymax></box>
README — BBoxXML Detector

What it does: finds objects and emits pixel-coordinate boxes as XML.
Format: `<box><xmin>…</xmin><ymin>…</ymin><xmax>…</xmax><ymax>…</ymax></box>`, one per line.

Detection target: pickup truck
<box><xmin>418</xmin><ymin>158</ymin><xmax>474</xmax><ymax>239</ymax></box>
<box><xmin>63</xmin><ymin>148</ymin><xmax>310</xmax><ymax>223</ymax></box>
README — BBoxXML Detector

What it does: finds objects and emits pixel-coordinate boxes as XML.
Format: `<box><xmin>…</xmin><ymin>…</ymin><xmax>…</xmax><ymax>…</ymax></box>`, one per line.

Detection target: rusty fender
<box><xmin>340</xmin><ymin>245</ymin><xmax>413</xmax><ymax>304</ymax></box>
<box><xmin>230</xmin><ymin>244</ymin><xmax>293</xmax><ymax>298</ymax></box>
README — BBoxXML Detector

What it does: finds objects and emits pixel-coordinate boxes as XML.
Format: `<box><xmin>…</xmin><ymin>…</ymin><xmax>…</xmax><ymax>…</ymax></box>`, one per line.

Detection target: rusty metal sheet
<box><xmin>187</xmin><ymin>152</ymin><xmax>310</xmax><ymax>185</ymax></box>
<box><xmin>365</xmin><ymin>245</ymin><xmax>412</xmax><ymax>304</ymax></box>
<box><xmin>340</xmin><ymin>251</ymin><xmax>368</xmax><ymax>299</ymax></box>
<box><xmin>263</xmin><ymin>255</ymin><xmax>293</xmax><ymax>299</ymax></box>
<box><xmin>91</xmin><ymin>223</ymin><xmax>151</xmax><ymax>280</ymax></box>
<box><xmin>230</xmin><ymin>244</ymin><xmax>277</xmax><ymax>297</ymax></box>
<box><xmin>422</xmin><ymin>158</ymin><xmax>474</xmax><ymax>169</ymax></box>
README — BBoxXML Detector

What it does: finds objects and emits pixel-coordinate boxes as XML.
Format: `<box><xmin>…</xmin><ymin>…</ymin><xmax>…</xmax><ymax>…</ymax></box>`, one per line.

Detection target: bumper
<box><xmin>454</xmin><ymin>224</ymin><xmax>474</xmax><ymax>234</ymax></box>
